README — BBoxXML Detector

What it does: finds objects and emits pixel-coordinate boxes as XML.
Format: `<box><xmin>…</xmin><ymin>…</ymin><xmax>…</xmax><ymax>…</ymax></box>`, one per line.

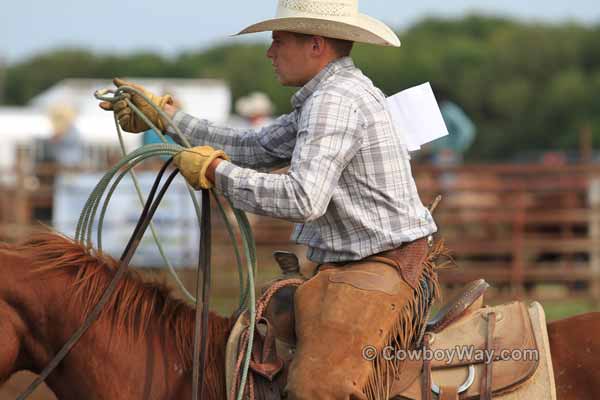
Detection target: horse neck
<box><xmin>0</xmin><ymin>248</ymin><xmax>42</xmax><ymax>382</ymax></box>
<box><xmin>6</xmin><ymin>254</ymin><xmax>231</xmax><ymax>400</ymax></box>
<box><xmin>41</xmin><ymin>315</ymin><xmax>227</xmax><ymax>400</ymax></box>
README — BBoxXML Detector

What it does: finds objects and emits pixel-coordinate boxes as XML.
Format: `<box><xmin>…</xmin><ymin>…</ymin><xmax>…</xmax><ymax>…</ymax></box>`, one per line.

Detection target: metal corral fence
<box><xmin>3</xmin><ymin>153</ymin><xmax>600</xmax><ymax>304</ymax></box>
<box><xmin>414</xmin><ymin>163</ymin><xmax>600</xmax><ymax>304</ymax></box>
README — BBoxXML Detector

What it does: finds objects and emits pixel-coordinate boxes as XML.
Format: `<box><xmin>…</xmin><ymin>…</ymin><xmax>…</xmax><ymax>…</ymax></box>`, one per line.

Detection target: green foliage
<box><xmin>5</xmin><ymin>49</ymin><xmax>96</xmax><ymax>105</ymax></box>
<box><xmin>2</xmin><ymin>15</ymin><xmax>600</xmax><ymax>160</ymax></box>
<box><xmin>3</xmin><ymin>49</ymin><xmax>172</xmax><ymax>105</ymax></box>
<box><xmin>173</xmin><ymin>43</ymin><xmax>296</xmax><ymax>113</ymax></box>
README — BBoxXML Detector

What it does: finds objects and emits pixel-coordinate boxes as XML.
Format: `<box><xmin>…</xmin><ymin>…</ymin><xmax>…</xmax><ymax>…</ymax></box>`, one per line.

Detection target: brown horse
<box><xmin>0</xmin><ymin>232</ymin><xmax>598</xmax><ymax>399</ymax></box>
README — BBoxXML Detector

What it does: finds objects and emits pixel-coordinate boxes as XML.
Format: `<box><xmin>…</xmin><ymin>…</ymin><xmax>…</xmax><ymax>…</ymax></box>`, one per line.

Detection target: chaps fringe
<box><xmin>363</xmin><ymin>240</ymin><xmax>449</xmax><ymax>400</ymax></box>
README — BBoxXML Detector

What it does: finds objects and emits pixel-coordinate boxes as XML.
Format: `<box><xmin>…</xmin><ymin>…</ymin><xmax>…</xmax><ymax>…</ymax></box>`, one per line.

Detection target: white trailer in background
<box><xmin>0</xmin><ymin>78</ymin><xmax>232</xmax><ymax>170</ymax></box>
<box><xmin>0</xmin><ymin>78</ymin><xmax>232</xmax><ymax>265</ymax></box>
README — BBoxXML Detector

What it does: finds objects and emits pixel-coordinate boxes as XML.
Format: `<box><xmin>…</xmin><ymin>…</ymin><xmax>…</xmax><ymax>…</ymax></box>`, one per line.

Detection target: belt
<box><xmin>365</xmin><ymin>236</ymin><xmax>431</xmax><ymax>290</ymax></box>
<box><xmin>318</xmin><ymin>235</ymin><xmax>433</xmax><ymax>290</ymax></box>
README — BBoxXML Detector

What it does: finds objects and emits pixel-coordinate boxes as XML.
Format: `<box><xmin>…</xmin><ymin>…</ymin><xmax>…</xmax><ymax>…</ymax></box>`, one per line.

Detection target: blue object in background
<box><xmin>429</xmin><ymin>101</ymin><xmax>476</xmax><ymax>155</ymax></box>
<box><xmin>143</xmin><ymin>129</ymin><xmax>176</xmax><ymax>159</ymax></box>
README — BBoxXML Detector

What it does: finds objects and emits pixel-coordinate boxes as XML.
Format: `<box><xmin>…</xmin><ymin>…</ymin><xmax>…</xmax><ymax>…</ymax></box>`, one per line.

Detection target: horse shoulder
<box><xmin>0</xmin><ymin>302</ymin><xmax>22</xmax><ymax>382</ymax></box>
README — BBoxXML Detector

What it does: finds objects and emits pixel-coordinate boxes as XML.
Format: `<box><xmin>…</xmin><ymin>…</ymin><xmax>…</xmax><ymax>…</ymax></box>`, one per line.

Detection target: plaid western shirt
<box><xmin>168</xmin><ymin>57</ymin><xmax>437</xmax><ymax>263</ymax></box>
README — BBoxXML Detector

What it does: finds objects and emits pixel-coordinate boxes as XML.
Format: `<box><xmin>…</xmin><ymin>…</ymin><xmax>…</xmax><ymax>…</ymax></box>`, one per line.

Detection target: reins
<box><xmin>17</xmin><ymin>86</ymin><xmax>258</xmax><ymax>400</ymax></box>
<box><xmin>194</xmin><ymin>188</ymin><xmax>211</xmax><ymax>400</ymax></box>
<box><xmin>17</xmin><ymin>157</ymin><xmax>182</xmax><ymax>399</ymax></box>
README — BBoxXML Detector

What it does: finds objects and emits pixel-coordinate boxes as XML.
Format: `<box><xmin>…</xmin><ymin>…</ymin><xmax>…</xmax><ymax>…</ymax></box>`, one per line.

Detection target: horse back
<box><xmin>548</xmin><ymin>312</ymin><xmax>600</xmax><ymax>400</ymax></box>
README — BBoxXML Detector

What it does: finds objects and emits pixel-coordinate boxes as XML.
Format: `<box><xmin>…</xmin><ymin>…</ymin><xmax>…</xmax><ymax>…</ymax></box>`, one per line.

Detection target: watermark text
<box><xmin>362</xmin><ymin>345</ymin><xmax>538</xmax><ymax>365</ymax></box>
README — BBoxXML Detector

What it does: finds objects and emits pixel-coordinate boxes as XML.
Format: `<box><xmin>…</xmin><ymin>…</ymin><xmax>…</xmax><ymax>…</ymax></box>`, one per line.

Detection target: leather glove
<box><xmin>174</xmin><ymin>146</ymin><xmax>229</xmax><ymax>190</ymax></box>
<box><xmin>99</xmin><ymin>78</ymin><xmax>173</xmax><ymax>133</ymax></box>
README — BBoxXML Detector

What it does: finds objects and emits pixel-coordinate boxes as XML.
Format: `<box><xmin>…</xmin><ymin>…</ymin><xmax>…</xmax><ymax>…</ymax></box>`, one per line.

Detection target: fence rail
<box><xmin>3</xmin><ymin>158</ymin><xmax>600</xmax><ymax>304</ymax></box>
<box><xmin>413</xmin><ymin>163</ymin><xmax>600</xmax><ymax>303</ymax></box>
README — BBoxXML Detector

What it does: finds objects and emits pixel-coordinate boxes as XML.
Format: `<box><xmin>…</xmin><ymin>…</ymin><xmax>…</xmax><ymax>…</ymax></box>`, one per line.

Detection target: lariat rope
<box><xmin>92</xmin><ymin>86</ymin><xmax>256</xmax><ymax>400</ymax></box>
<box><xmin>18</xmin><ymin>157</ymin><xmax>181</xmax><ymax>399</ymax></box>
<box><xmin>17</xmin><ymin>86</ymin><xmax>257</xmax><ymax>400</ymax></box>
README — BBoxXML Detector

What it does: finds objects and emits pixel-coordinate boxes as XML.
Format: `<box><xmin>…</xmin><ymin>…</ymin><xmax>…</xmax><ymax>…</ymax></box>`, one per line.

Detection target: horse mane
<box><xmin>0</xmin><ymin>242</ymin><xmax>13</xmax><ymax>249</ymax></box>
<box><xmin>15</xmin><ymin>231</ymin><xmax>232</xmax><ymax>372</ymax></box>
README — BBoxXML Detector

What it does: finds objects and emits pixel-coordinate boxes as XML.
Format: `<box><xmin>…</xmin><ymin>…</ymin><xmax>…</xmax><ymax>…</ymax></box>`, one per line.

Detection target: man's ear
<box><xmin>310</xmin><ymin>36</ymin><xmax>327</xmax><ymax>57</ymax></box>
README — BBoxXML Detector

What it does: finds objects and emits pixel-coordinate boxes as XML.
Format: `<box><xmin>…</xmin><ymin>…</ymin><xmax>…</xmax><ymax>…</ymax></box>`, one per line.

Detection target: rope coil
<box><xmin>92</xmin><ymin>86</ymin><xmax>258</xmax><ymax>400</ymax></box>
<box><xmin>17</xmin><ymin>86</ymin><xmax>258</xmax><ymax>400</ymax></box>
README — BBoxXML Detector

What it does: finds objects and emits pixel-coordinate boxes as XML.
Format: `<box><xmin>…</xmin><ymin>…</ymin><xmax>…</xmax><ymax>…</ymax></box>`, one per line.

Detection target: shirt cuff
<box><xmin>214</xmin><ymin>160</ymin><xmax>241</xmax><ymax>197</ymax></box>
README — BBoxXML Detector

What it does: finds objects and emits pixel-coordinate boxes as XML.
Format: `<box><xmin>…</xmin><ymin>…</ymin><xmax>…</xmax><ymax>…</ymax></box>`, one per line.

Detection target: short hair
<box><xmin>291</xmin><ymin>32</ymin><xmax>354</xmax><ymax>57</ymax></box>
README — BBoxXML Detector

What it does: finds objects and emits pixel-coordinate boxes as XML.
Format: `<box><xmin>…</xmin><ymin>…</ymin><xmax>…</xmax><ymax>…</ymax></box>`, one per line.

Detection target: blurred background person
<box><xmin>428</xmin><ymin>87</ymin><xmax>476</xmax><ymax>166</ymax></box>
<box><xmin>234</xmin><ymin>91</ymin><xmax>274</xmax><ymax>128</ymax></box>
<box><xmin>30</xmin><ymin>104</ymin><xmax>83</xmax><ymax>223</ymax></box>
<box><xmin>417</xmin><ymin>88</ymin><xmax>479</xmax><ymax>223</ymax></box>
<box><xmin>46</xmin><ymin>104</ymin><xmax>84</xmax><ymax>168</ymax></box>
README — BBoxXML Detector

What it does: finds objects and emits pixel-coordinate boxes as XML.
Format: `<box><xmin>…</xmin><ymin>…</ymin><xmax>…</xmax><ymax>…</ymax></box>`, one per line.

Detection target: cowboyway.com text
<box><xmin>361</xmin><ymin>345</ymin><xmax>539</xmax><ymax>365</ymax></box>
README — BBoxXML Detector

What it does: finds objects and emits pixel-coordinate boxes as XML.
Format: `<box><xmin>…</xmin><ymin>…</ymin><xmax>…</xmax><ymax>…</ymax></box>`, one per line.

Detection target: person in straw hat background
<box><xmin>235</xmin><ymin>91</ymin><xmax>275</xmax><ymax>128</ymax></box>
<box><xmin>100</xmin><ymin>0</ymin><xmax>440</xmax><ymax>398</ymax></box>
<box><xmin>47</xmin><ymin>104</ymin><xmax>84</xmax><ymax>168</ymax></box>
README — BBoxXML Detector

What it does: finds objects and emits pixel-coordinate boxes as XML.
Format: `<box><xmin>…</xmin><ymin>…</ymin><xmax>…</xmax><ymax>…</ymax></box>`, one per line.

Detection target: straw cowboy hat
<box><xmin>235</xmin><ymin>92</ymin><xmax>274</xmax><ymax>118</ymax></box>
<box><xmin>48</xmin><ymin>104</ymin><xmax>77</xmax><ymax>135</ymax></box>
<box><xmin>236</xmin><ymin>0</ymin><xmax>401</xmax><ymax>47</ymax></box>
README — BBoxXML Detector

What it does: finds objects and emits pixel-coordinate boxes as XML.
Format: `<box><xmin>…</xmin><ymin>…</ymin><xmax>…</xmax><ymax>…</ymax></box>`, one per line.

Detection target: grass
<box><xmin>146</xmin><ymin>261</ymin><xmax>600</xmax><ymax>321</ymax></box>
<box><xmin>536</xmin><ymin>299</ymin><xmax>597</xmax><ymax>321</ymax></box>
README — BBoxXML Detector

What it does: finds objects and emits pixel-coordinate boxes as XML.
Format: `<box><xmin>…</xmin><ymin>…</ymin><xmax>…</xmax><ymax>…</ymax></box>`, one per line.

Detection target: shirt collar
<box><xmin>291</xmin><ymin>57</ymin><xmax>355</xmax><ymax>109</ymax></box>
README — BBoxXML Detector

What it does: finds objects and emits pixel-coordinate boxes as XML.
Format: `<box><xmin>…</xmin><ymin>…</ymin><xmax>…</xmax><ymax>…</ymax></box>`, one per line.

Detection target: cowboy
<box><xmin>99</xmin><ymin>1</ymin><xmax>439</xmax><ymax>398</ymax></box>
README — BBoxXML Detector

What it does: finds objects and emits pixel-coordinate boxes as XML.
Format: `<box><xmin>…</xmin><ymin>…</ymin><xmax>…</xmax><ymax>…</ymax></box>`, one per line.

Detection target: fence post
<box><xmin>511</xmin><ymin>192</ymin><xmax>526</xmax><ymax>299</ymax></box>
<box><xmin>587</xmin><ymin>178</ymin><xmax>600</xmax><ymax>307</ymax></box>
<box><xmin>14</xmin><ymin>148</ymin><xmax>31</xmax><ymax>241</ymax></box>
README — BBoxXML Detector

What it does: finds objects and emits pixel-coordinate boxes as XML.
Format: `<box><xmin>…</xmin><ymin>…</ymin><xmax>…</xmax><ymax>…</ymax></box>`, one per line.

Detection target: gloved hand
<box><xmin>174</xmin><ymin>146</ymin><xmax>230</xmax><ymax>190</ymax></box>
<box><xmin>99</xmin><ymin>78</ymin><xmax>173</xmax><ymax>133</ymax></box>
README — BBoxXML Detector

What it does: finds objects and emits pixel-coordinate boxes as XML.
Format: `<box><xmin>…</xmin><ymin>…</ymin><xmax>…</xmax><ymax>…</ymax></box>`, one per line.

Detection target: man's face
<box><xmin>266</xmin><ymin>31</ymin><xmax>315</xmax><ymax>87</ymax></box>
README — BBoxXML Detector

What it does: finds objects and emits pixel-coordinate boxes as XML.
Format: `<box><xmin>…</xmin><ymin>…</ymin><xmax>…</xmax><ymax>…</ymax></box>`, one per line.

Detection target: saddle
<box><xmin>225</xmin><ymin>252</ymin><xmax>304</xmax><ymax>400</ymax></box>
<box><xmin>225</xmin><ymin>254</ymin><xmax>556</xmax><ymax>400</ymax></box>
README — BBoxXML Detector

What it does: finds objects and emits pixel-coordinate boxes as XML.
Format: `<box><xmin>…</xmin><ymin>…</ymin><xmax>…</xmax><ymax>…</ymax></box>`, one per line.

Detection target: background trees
<box><xmin>2</xmin><ymin>15</ymin><xmax>599</xmax><ymax>161</ymax></box>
